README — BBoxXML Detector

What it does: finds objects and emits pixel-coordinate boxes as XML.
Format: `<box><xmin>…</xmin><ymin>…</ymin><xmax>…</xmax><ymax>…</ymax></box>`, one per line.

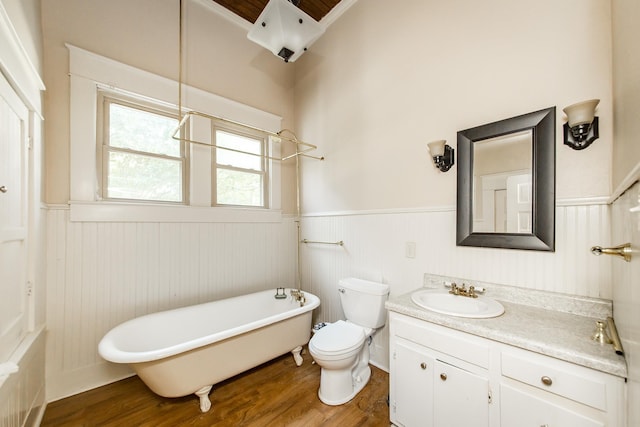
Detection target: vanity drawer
<box><xmin>501</xmin><ymin>383</ymin><xmax>604</xmax><ymax>427</ymax></box>
<box><xmin>391</xmin><ymin>313</ymin><xmax>489</xmax><ymax>369</ymax></box>
<box><xmin>501</xmin><ymin>349</ymin><xmax>608</xmax><ymax>411</ymax></box>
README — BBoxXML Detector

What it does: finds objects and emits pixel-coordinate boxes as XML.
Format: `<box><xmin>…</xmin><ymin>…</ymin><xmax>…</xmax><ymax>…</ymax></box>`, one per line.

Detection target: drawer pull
<box><xmin>440</xmin><ymin>373</ymin><xmax>447</xmax><ymax>381</ymax></box>
<box><xmin>420</xmin><ymin>362</ymin><xmax>427</xmax><ymax>370</ymax></box>
<box><xmin>541</xmin><ymin>376</ymin><xmax>553</xmax><ymax>386</ymax></box>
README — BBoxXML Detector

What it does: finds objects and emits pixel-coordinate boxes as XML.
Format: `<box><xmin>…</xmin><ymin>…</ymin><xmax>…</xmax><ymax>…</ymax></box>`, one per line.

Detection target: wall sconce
<box><xmin>563</xmin><ymin>99</ymin><xmax>600</xmax><ymax>150</ymax></box>
<box><xmin>427</xmin><ymin>140</ymin><xmax>455</xmax><ymax>172</ymax></box>
<box><xmin>247</xmin><ymin>0</ymin><xmax>325</xmax><ymax>63</ymax></box>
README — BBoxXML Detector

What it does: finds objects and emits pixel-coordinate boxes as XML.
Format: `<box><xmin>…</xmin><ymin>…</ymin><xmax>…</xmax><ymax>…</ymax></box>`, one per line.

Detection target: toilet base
<box><xmin>318</xmin><ymin>365</ymin><xmax>371</xmax><ymax>406</ymax></box>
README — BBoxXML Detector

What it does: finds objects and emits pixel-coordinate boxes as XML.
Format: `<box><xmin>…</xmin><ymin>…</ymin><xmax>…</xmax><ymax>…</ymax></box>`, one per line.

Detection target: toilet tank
<box><xmin>338</xmin><ymin>278</ymin><xmax>390</xmax><ymax>329</ymax></box>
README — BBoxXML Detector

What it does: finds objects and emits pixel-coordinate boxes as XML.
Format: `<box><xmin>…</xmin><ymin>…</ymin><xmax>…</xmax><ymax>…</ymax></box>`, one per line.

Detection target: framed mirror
<box><xmin>457</xmin><ymin>107</ymin><xmax>555</xmax><ymax>251</ymax></box>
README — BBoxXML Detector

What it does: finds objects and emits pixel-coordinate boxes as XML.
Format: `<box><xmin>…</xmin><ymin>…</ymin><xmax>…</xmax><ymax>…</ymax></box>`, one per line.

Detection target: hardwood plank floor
<box><xmin>42</xmin><ymin>349</ymin><xmax>390</xmax><ymax>426</ymax></box>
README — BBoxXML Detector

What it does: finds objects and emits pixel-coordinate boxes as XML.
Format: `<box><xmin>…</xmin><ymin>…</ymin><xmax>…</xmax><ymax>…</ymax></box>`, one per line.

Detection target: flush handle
<box><xmin>541</xmin><ymin>376</ymin><xmax>553</xmax><ymax>386</ymax></box>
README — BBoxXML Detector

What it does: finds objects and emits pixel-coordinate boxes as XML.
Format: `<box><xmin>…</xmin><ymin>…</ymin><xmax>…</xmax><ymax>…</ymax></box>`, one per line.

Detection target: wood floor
<box><xmin>41</xmin><ymin>349</ymin><xmax>390</xmax><ymax>426</ymax></box>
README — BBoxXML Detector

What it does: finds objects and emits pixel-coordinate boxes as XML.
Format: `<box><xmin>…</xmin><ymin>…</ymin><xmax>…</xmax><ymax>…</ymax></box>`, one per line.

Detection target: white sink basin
<box><xmin>411</xmin><ymin>289</ymin><xmax>505</xmax><ymax>318</ymax></box>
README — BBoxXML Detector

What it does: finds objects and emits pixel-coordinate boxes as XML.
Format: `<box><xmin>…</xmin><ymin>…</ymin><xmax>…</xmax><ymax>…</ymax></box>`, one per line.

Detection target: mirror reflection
<box><xmin>472</xmin><ymin>130</ymin><xmax>532</xmax><ymax>233</ymax></box>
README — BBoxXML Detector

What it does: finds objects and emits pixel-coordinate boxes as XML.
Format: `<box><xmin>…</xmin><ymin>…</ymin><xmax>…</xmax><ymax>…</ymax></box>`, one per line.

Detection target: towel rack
<box><xmin>301</xmin><ymin>239</ymin><xmax>344</xmax><ymax>246</ymax></box>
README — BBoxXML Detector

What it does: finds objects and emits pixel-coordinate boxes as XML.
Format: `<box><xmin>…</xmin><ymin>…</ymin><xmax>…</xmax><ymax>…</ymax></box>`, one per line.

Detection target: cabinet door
<box><xmin>392</xmin><ymin>339</ymin><xmax>435</xmax><ymax>427</ymax></box>
<box><xmin>434</xmin><ymin>359</ymin><xmax>490</xmax><ymax>427</ymax></box>
<box><xmin>501</xmin><ymin>383</ymin><xmax>604</xmax><ymax>427</ymax></box>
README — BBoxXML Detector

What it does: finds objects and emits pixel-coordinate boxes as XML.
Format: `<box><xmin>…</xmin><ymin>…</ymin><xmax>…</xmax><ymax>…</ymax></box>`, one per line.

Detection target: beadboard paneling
<box><xmin>45</xmin><ymin>208</ymin><xmax>297</xmax><ymax>401</ymax></box>
<box><xmin>300</xmin><ymin>203</ymin><xmax>612</xmax><ymax>370</ymax></box>
<box><xmin>0</xmin><ymin>328</ymin><xmax>46</xmax><ymax>427</ymax></box>
<box><xmin>46</xmin><ymin>202</ymin><xmax>610</xmax><ymax>398</ymax></box>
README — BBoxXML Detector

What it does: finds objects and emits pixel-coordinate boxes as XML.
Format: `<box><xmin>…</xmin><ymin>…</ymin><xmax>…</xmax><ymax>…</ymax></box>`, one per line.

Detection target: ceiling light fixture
<box><xmin>247</xmin><ymin>0</ymin><xmax>325</xmax><ymax>62</ymax></box>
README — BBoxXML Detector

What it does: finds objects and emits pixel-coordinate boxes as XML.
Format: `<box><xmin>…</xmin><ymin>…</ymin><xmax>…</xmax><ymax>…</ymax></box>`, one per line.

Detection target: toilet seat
<box><xmin>309</xmin><ymin>320</ymin><xmax>365</xmax><ymax>358</ymax></box>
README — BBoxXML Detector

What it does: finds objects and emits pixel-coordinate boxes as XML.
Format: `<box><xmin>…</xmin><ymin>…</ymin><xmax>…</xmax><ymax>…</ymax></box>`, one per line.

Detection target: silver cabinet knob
<box><xmin>0</xmin><ymin>186</ymin><xmax>7</xmax><ymax>193</ymax></box>
<box><xmin>541</xmin><ymin>376</ymin><xmax>553</xmax><ymax>386</ymax></box>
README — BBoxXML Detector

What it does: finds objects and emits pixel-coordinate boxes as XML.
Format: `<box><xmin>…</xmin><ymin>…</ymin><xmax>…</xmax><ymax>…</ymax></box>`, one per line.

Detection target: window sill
<box><xmin>68</xmin><ymin>201</ymin><xmax>283</xmax><ymax>223</ymax></box>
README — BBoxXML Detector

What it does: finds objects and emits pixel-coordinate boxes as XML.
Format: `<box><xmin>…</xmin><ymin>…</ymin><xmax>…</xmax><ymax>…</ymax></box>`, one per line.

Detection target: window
<box><xmin>71</xmin><ymin>44</ymin><xmax>284</xmax><ymax>221</ymax></box>
<box><xmin>99</xmin><ymin>93</ymin><xmax>186</xmax><ymax>203</ymax></box>
<box><xmin>213</xmin><ymin>123</ymin><xmax>268</xmax><ymax>208</ymax></box>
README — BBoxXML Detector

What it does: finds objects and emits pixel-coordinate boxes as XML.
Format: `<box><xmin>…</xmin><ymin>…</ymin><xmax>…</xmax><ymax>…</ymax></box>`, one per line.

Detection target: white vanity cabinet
<box><xmin>389</xmin><ymin>311</ymin><xmax>626</xmax><ymax>427</ymax></box>
<box><xmin>390</xmin><ymin>312</ymin><xmax>493</xmax><ymax>427</ymax></box>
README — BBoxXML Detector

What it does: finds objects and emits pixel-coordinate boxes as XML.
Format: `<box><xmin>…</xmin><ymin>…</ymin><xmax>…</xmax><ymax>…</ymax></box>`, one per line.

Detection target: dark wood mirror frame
<box><xmin>456</xmin><ymin>107</ymin><xmax>556</xmax><ymax>251</ymax></box>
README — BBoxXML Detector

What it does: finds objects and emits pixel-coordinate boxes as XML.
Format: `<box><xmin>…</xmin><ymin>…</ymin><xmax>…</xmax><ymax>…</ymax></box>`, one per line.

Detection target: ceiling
<box><xmin>211</xmin><ymin>0</ymin><xmax>343</xmax><ymax>23</ymax></box>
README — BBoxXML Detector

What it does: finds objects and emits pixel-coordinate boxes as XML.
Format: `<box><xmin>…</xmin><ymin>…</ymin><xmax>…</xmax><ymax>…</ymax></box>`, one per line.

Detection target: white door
<box><xmin>0</xmin><ymin>72</ymin><xmax>29</xmax><ymax>362</ymax></box>
<box><xmin>506</xmin><ymin>173</ymin><xmax>532</xmax><ymax>233</ymax></box>
<box><xmin>610</xmin><ymin>182</ymin><xmax>640</xmax><ymax>426</ymax></box>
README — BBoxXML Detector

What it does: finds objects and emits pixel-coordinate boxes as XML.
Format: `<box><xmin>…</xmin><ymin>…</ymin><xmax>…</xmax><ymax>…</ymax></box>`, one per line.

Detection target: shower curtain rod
<box><xmin>171</xmin><ymin>110</ymin><xmax>324</xmax><ymax>162</ymax></box>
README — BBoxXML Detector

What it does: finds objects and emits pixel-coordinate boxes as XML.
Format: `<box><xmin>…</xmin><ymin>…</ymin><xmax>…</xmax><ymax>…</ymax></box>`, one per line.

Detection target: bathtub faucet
<box><xmin>290</xmin><ymin>289</ymin><xmax>306</xmax><ymax>306</ymax></box>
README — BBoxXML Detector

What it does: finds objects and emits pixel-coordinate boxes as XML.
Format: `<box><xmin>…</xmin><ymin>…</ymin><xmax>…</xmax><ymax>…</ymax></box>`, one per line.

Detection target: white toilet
<box><xmin>308</xmin><ymin>277</ymin><xmax>390</xmax><ymax>405</ymax></box>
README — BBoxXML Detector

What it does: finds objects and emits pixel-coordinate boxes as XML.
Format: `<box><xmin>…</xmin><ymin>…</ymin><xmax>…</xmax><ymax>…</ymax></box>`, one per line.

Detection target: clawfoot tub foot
<box><xmin>195</xmin><ymin>385</ymin><xmax>213</xmax><ymax>412</ymax></box>
<box><xmin>292</xmin><ymin>345</ymin><xmax>304</xmax><ymax>366</ymax></box>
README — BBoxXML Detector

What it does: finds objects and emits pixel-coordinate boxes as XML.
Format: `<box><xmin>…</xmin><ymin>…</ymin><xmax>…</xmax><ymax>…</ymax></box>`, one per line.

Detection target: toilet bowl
<box><xmin>308</xmin><ymin>278</ymin><xmax>390</xmax><ymax>405</ymax></box>
<box><xmin>309</xmin><ymin>320</ymin><xmax>371</xmax><ymax>405</ymax></box>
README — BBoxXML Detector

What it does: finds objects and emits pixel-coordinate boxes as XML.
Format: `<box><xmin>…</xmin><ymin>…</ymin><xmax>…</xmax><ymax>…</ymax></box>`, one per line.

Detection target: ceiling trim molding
<box><xmin>195</xmin><ymin>0</ymin><xmax>253</xmax><ymax>31</ymax></box>
<box><xmin>319</xmin><ymin>0</ymin><xmax>358</xmax><ymax>28</ymax></box>
<box><xmin>199</xmin><ymin>0</ymin><xmax>358</xmax><ymax>32</ymax></box>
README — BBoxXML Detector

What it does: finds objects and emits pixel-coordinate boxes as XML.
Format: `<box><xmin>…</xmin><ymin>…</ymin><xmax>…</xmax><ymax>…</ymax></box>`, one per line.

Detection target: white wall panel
<box><xmin>45</xmin><ymin>208</ymin><xmax>297</xmax><ymax>401</ymax></box>
<box><xmin>301</xmin><ymin>203</ymin><xmax>611</xmax><ymax>371</ymax></box>
<box><xmin>45</xmin><ymin>201</ymin><xmax>610</xmax><ymax>398</ymax></box>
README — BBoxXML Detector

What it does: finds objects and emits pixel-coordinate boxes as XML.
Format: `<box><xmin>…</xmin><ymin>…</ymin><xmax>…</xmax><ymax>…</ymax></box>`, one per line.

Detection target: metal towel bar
<box><xmin>301</xmin><ymin>239</ymin><xmax>344</xmax><ymax>246</ymax></box>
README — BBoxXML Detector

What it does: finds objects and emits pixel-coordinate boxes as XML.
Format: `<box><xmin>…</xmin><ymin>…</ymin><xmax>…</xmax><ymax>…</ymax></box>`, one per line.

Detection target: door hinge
<box><xmin>26</xmin><ymin>281</ymin><xmax>33</xmax><ymax>297</ymax></box>
<box><xmin>488</xmin><ymin>389</ymin><xmax>492</xmax><ymax>404</ymax></box>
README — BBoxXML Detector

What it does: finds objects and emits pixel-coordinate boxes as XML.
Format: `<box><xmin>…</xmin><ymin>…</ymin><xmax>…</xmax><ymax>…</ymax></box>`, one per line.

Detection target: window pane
<box><xmin>216</xmin><ymin>130</ymin><xmax>263</xmax><ymax>171</ymax></box>
<box><xmin>107</xmin><ymin>151</ymin><xmax>182</xmax><ymax>202</ymax></box>
<box><xmin>217</xmin><ymin>169</ymin><xmax>262</xmax><ymax>206</ymax></box>
<box><xmin>109</xmin><ymin>103</ymin><xmax>180</xmax><ymax>157</ymax></box>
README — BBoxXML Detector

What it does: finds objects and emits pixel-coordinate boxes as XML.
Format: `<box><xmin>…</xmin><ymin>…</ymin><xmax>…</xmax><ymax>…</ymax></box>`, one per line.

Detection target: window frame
<box><xmin>212</xmin><ymin>120</ymin><xmax>269</xmax><ymax>209</ymax></box>
<box><xmin>68</xmin><ymin>44</ymin><xmax>284</xmax><ymax>223</ymax></box>
<box><xmin>97</xmin><ymin>91</ymin><xmax>188</xmax><ymax>205</ymax></box>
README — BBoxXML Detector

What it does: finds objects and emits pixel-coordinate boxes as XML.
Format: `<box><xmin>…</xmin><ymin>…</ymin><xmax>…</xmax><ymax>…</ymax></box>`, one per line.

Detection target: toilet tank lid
<box><xmin>339</xmin><ymin>278</ymin><xmax>390</xmax><ymax>295</ymax></box>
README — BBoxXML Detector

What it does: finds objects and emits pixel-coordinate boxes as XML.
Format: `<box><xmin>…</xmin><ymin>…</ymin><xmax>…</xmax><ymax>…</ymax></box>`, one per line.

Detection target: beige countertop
<box><xmin>386</xmin><ymin>275</ymin><xmax>628</xmax><ymax>378</ymax></box>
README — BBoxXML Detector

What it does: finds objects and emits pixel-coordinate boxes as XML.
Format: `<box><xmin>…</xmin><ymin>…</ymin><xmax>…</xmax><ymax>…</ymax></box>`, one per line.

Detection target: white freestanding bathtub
<box><xmin>98</xmin><ymin>288</ymin><xmax>319</xmax><ymax>412</ymax></box>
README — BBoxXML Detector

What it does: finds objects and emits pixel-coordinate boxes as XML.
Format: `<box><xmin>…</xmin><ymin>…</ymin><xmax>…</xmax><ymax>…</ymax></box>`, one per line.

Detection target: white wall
<box><xmin>294</xmin><ymin>0</ymin><xmax>617</xmax><ymax>369</ymax></box>
<box><xmin>41</xmin><ymin>0</ymin><xmax>300</xmax><ymax>213</ymax></box>
<box><xmin>611</xmin><ymin>0</ymin><xmax>640</xmax><ymax>191</ymax></box>
<box><xmin>301</xmin><ymin>203</ymin><xmax>612</xmax><ymax>369</ymax></box>
<box><xmin>610</xmin><ymin>0</ymin><xmax>640</xmax><ymax>425</ymax></box>
<box><xmin>295</xmin><ymin>0</ymin><xmax>613</xmax><ymax>212</ymax></box>
<box><xmin>45</xmin><ymin>209</ymin><xmax>298</xmax><ymax>400</ymax></box>
<box><xmin>41</xmin><ymin>0</ymin><xmax>306</xmax><ymax>400</ymax></box>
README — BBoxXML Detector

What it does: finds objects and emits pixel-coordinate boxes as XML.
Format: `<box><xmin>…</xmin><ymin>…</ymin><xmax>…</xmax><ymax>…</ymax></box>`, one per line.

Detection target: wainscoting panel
<box><xmin>45</xmin><ymin>208</ymin><xmax>297</xmax><ymax>401</ymax></box>
<box><xmin>45</xmin><ymin>202</ymin><xmax>611</xmax><ymax>399</ymax></box>
<box><xmin>0</xmin><ymin>328</ymin><xmax>46</xmax><ymax>427</ymax></box>
<box><xmin>300</xmin><ymin>203</ymin><xmax>612</xmax><ymax>370</ymax></box>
